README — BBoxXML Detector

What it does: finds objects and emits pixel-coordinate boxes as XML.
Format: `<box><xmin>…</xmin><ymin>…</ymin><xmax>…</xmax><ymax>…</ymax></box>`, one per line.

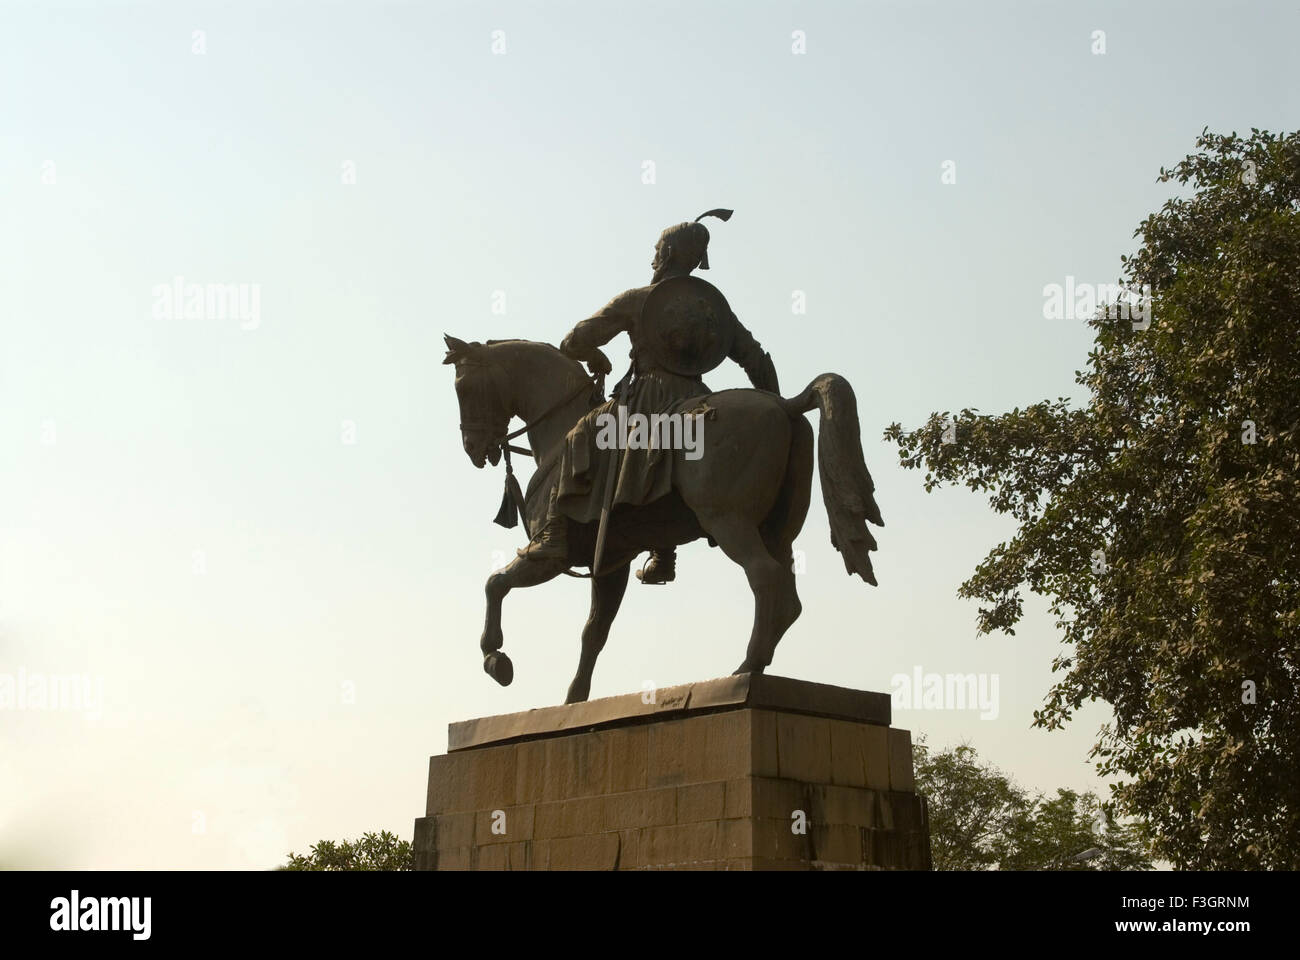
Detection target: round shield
<box><xmin>636</xmin><ymin>276</ymin><xmax>734</xmax><ymax>377</ymax></box>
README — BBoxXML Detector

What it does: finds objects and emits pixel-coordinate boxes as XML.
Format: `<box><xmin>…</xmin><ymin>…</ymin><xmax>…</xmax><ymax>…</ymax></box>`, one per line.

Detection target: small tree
<box><xmin>914</xmin><ymin>737</ymin><xmax>1153</xmax><ymax>870</ymax></box>
<box><xmin>998</xmin><ymin>789</ymin><xmax>1154</xmax><ymax>871</ymax></box>
<box><xmin>282</xmin><ymin>830</ymin><xmax>414</xmax><ymax>871</ymax></box>
<box><xmin>913</xmin><ymin>738</ymin><xmax>1029</xmax><ymax>869</ymax></box>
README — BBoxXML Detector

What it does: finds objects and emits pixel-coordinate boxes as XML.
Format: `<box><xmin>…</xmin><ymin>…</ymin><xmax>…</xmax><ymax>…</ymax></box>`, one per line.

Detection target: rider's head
<box><xmin>651</xmin><ymin>209</ymin><xmax>733</xmax><ymax>282</ymax></box>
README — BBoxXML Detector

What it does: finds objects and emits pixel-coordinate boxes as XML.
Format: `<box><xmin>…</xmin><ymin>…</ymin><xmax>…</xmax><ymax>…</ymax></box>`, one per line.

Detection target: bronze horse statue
<box><xmin>444</xmin><ymin>335</ymin><xmax>883</xmax><ymax>703</ymax></box>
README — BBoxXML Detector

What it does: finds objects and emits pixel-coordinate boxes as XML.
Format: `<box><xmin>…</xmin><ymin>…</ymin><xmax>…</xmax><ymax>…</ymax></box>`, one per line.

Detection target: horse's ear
<box><xmin>443</xmin><ymin>334</ymin><xmax>470</xmax><ymax>365</ymax></box>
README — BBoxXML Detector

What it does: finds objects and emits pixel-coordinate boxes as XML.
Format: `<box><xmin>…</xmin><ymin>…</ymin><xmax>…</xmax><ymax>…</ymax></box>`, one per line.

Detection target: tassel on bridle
<box><xmin>493</xmin><ymin>445</ymin><xmax>527</xmax><ymax>530</ymax></box>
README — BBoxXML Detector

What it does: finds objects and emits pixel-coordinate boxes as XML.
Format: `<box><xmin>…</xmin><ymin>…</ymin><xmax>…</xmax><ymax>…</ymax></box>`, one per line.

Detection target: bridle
<box><xmin>459</xmin><ymin>371</ymin><xmax>603</xmax><ymax>462</ymax></box>
<box><xmin>458</xmin><ymin>364</ymin><xmax>605</xmax><ymax>531</ymax></box>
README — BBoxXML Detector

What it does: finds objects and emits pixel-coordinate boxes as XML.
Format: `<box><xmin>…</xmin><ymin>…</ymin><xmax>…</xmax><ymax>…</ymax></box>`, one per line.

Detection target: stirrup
<box><xmin>517</xmin><ymin>541</ymin><xmax>565</xmax><ymax>561</ymax></box>
<box><xmin>635</xmin><ymin>555</ymin><xmax>676</xmax><ymax>585</ymax></box>
<box><xmin>516</xmin><ymin>533</ymin><xmax>566</xmax><ymax>561</ymax></box>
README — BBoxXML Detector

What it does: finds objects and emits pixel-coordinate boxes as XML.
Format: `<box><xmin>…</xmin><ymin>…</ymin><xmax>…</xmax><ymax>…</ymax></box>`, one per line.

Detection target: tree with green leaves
<box><xmin>282</xmin><ymin>830</ymin><xmax>414</xmax><ymax>871</ymax></box>
<box><xmin>913</xmin><ymin>737</ymin><xmax>1153</xmax><ymax>870</ymax></box>
<box><xmin>888</xmin><ymin>129</ymin><xmax>1300</xmax><ymax>869</ymax></box>
<box><xmin>913</xmin><ymin>739</ymin><xmax>1028</xmax><ymax>869</ymax></box>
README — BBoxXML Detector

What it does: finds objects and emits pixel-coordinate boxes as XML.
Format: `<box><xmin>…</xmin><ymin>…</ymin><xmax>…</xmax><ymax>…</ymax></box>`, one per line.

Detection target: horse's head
<box><xmin>443</xmin><ymin>334</ymin><xmax>509</xmax><ymax>468</ymax></box>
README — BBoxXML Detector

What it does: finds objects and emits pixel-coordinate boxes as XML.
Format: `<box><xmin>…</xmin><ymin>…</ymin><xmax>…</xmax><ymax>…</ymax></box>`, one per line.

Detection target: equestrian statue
<box><xmin>444</xmin><ymin>209</ymin><xmax>883</xmax><ymax>704</ymax></box>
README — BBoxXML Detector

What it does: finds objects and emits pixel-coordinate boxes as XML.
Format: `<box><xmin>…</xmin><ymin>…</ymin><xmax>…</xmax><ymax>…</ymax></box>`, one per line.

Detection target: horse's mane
<box><xmin>475</xmin><ymin>338</ymin><xmax>605</xmax><ymax>415</ymax></box>
<box><xmin>483</xmin><ymin>338</ymin><xmax>590</xmax><ymax>382</ymax></box>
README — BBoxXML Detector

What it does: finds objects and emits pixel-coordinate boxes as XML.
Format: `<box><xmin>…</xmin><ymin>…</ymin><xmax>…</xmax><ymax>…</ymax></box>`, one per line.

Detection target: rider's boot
<box><xmin>636</xmin><ymin>547</ymin><xmax>677</xmax><ymax>584</ymax></box>
<box><xmin>517</xmin><ymin>512</ymin><xmax>569</xmax><ymax>561</ymax></box>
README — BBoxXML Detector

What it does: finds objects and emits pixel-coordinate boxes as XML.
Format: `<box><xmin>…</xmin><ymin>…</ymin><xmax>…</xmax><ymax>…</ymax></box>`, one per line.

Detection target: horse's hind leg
<box><xmin>565</xmin><ymin>562</ymin><xmax>630</xmax><ymax>704</ymax></box>
<box><xmin>481</xmin><ymin>554</ymin><xmax>567</xmax><ymax>686</ymax></box>
<box><xmin>696</xmin><ymin>513</ymin><xmax>800</xmax><ymax>674</ymax></box>
<box><xmin>758</xmin><ymin>418</ymin><xmax>812</xmax><ymax>636</ymax></box>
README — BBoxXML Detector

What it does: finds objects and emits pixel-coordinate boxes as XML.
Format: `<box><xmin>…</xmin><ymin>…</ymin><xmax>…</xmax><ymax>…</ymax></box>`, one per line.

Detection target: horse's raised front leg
<box><xmin>481</xmin><ymin>554</ymin><xmax>567</xmax><ymax>686</ymax></box>
<box><xmin>565</xmin><ymin>562</ymin><xmax>630</xmax><ymax>704</ymax></box>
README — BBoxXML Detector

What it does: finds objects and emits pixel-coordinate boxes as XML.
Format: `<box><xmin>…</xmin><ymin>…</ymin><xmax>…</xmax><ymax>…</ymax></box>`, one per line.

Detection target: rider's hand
<box><xmin>587</xmin><ymin>349</ymin><xmax>612</xmax><ymax>376</ymax></box>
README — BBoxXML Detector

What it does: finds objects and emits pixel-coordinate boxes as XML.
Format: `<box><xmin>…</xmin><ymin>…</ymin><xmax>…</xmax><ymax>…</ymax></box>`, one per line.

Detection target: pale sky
<box><xmin>2</xmin><ymin>0</ymin><xmax>1296</xmax><ymax>868</ymax></box>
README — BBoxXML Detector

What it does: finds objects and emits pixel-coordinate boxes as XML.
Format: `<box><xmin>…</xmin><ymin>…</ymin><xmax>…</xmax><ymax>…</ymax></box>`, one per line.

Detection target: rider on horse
<box><xmin>517</xmin><ymin>209</ymin><xmax>781</xmax><ymax>583</ymax></box>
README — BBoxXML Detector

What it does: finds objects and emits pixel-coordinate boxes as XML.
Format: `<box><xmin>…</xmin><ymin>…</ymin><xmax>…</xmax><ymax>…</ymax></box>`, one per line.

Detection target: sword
<box><xmin>590</xmin><ymin>368</ymin><xmax>632</xmax><ymax>577</ymax></box>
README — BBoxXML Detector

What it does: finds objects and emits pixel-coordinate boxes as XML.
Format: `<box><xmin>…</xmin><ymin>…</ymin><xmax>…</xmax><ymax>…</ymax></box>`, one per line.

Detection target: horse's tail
<box><xmin>781</xmin><ymin>374</ymin><xmax>883</xmax><ymax>585</ymax></box>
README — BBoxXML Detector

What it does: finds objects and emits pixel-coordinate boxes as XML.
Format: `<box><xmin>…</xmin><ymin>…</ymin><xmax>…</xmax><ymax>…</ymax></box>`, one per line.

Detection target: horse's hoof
<box><xmin>732</xmin><ymin>662</ymin><xmax>766</xmax><ymax>676</ymax></box>
<box><xmin>484</xmin><ymin>652</ymin><xmax>514</xmax><ymax>686</ymax></box>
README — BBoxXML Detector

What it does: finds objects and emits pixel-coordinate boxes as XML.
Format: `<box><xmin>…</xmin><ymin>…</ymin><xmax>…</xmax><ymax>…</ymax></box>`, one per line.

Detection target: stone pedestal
<box><xmin>413</xmin><ymin>674</ymin><xmax>931</xmax><ymax>870</ymax></box>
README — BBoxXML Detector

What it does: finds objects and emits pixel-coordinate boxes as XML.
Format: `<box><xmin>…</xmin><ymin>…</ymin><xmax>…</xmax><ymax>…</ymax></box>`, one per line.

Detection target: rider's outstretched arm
<box><xmin>559</xmin><ymin>289</ymin><xmax>640</xmax><ymax>374</ymax></box>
